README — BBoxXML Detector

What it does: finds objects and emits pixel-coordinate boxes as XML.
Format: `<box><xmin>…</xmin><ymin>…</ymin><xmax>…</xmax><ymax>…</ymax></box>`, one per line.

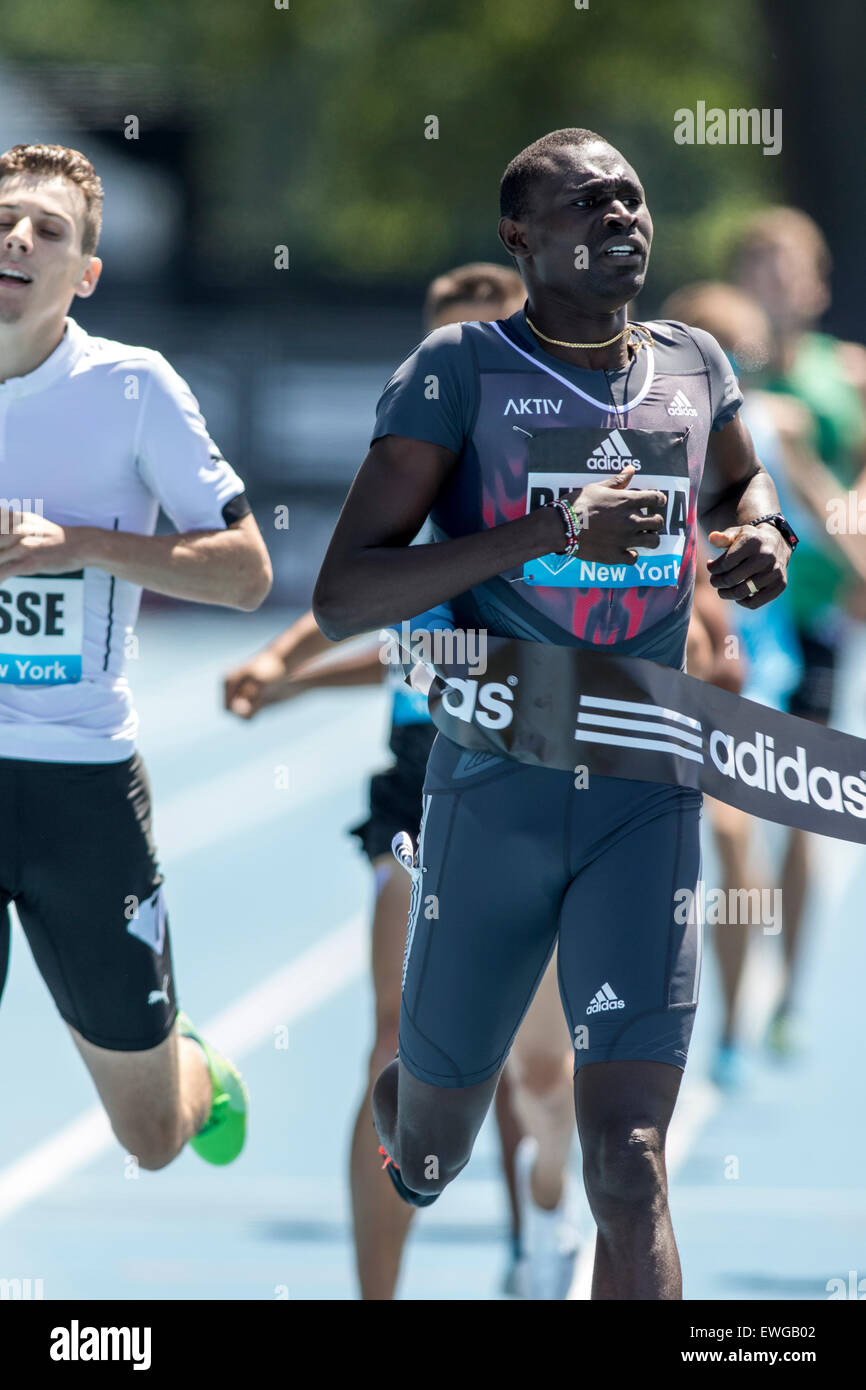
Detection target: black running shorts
<box><xmin>0</xmin><ymin>752</ymin><xmax>177</xmax><ymax>1051</ymax></box>
<box><xmin>350</xmin><ymin>721</ymin><xmax>437</xmax><ymax>863</ymax></box>
<box><xmin>399</xmin><ymin>733</ymin><xmax>704</xmax><ymax>1087</ymax></box>
<box><xmin>788</xmin><ymin>628</ymin><xmax>839</xmax><ymax>724</ymax></box>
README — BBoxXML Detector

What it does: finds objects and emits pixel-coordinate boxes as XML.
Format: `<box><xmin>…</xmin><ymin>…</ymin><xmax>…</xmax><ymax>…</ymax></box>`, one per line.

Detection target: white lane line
<box><xmin>153</xmin><ymin>707</ymin><xmax>384</xmax><ymax>861</ymax></box>
<box><xmin>664</xmin><ymin>1187</ymin><xmax>866</xmax><ymax>1215</ymax></box>
<box><xmin>665</xmin><ymin>1078</ymin><xmax>721</xmax><ymax>1175</ymax></box>
<box><xmin>0</xmin><ymin>913</ymin><xmax>366</xmax><ymax>1224</ymax></box>
<box><xmin>133</xmin><ymin>625</ymin><xmax>382</xmax><ymax>758</ymax></box>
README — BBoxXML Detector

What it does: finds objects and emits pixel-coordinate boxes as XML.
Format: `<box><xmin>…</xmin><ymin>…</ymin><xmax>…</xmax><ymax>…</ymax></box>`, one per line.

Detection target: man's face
<box><xmin>500</xmin><ymin>143</ymin><xmax>653</xmax><ymax>309</ymax></box>
<box><xmin>0</xmin><ymin>175</ymin><xmax>100</xmax><ymax>326</ymax></box>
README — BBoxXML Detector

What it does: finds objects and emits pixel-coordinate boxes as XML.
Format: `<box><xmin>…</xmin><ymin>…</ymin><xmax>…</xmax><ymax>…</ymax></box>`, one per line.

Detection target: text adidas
<box><xmin>441</xmin><ymin>677</ymin><xmax>515</xmax><ymax>730</ymax></box>
<box><xmin>586</xmin><ymin>456</ymin><xmax>642</xmax><ymax>471</ymax></box>
<box><xmin>587</xmin><ymin>983</ymin><xmax>625</xmax><ymax>1015</ymax></box>
<box><xmin>710</xmin><ymin>729</ymin><xmax>866</xmax><ymax>818</ymax></box>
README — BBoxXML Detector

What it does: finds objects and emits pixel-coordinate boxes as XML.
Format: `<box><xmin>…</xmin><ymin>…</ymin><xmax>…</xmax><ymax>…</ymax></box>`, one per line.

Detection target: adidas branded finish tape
<box><xmin>400</xmin><ymin>636</ymin><xmax>866</xmax><ymax>845</ymax></box>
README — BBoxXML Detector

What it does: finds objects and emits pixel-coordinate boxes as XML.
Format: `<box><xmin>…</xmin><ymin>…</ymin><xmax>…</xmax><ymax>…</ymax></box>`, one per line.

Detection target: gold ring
<box><xmin>745</xmin><ymin>578</ymin><xmax>759</xmax><ymax>596</ymax></box>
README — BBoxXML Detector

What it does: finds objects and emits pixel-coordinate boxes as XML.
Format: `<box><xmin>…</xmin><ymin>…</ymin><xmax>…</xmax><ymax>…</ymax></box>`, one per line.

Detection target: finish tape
<box><xmin>398</xmin><ymin>634</ymin><xmax>866</xmax><ymax>845</ymax></box>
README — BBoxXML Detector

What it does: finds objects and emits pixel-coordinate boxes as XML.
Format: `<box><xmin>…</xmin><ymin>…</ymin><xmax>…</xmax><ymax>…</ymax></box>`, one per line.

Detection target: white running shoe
<box><xmin>513</xmin><ymin>1136</ymin><xmax>581</xmax><ymax>1300</ymax></box>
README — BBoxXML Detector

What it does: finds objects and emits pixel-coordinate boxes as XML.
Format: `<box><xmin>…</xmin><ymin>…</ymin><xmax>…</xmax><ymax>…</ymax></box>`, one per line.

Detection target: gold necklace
<box><xmin>525</xmin><ymin>313</ymin><xmax>653</xmax><ymax>351</ymax></box>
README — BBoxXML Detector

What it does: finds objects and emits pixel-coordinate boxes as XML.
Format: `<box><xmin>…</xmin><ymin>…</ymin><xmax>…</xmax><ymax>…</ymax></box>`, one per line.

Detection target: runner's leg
<box><xmin>15</xmin><ymin>755</ymin><xmax>222</xmax><ymax>1170</ymax></box>
<box><xmin>509</xmin><ymin>948</ymin><xmax>578</xmax><ymax>1297</ymax></box>
<box><xmin>774</xmin><ymin>629</ymin><xmax>837</xmax><ymax>1034</ymax></box>
<box><xmin>778</xmin><ymin>824</ymin><xmax>809</xmax><ymax>1016</ymax></box>
<box><xmin>347</xmin><ymin>721</ymin><xmax>524</xmax><ymax>1289</ymax></box>
<box><xmin>493</xmin><ymin>1066</ymin><xmax>524</xmax><ymax>1254</ymax></box>
<box><xmin>577</xmin><ymin>1059</ymin><xmax>683</xmax><ymax>1299</ymax></box>
<box><xmin>372</xmin><ymin>1057</ymin><xmax>503</xmax><ymax>1195</ymax></box>
<box><xmin>373</xmin><ymin>737</ymin><xmax>567</xmax><ymax>1200</ymax></box>
<box><xmin>349</xmin><ymin>855</ymin><xmax>415</xmax><ymax>1299</ymax></box>
<box><xmin>707</xmin><ymin>797</ymin><xmax>753</xmax><ymax>1046</ymax></box>
<box><xmin>557</xmin><ymin>778</ymin><xmax>702</xmax><ymax>1300</ymax></box>
<box><xmin>509</xmin><ymin>950</ymin><xmax>574</xmax><ymax>1210</ymax></box>
<box><xmin>69</xmin><ymin>1025</ymin><xmax>211</xmax><ymax>1170</ymax></box>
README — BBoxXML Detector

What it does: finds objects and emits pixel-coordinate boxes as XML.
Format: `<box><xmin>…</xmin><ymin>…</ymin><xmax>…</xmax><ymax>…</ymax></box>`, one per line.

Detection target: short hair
<box><xmin>0</xmin><ymin>144</ymin><xmax>103</xmax><ymax>256</ymax></box>
<box><xmin>424</xmin><ymin>261</ymin><xmax>524</xmax><ymax>329</ymax></box>
<box><xmin>660</xmin><ymin>281</ymin><xmax>771</xmax><ymax>369</ymax></box>
<box><xmin>727</xmin><ymin>206</ymin><xmax>831</xmax><ymax>282</ymax></box>
<box><xmin>500</xmin><ymin>128</ymin><xmax>610</xmax><ymax>221</ymax></box>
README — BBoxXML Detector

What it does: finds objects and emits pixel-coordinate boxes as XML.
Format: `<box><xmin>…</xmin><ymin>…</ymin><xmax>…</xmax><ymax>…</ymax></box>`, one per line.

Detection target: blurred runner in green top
<box><xmin>730</xmin><ymin>206</ymin><xmax>866</xmax><ymax>635</ymax></box>
<box><xmin>728</xmin><ymin>208</ymin><xmax>866</xmax><ymax>1058</ymax></box>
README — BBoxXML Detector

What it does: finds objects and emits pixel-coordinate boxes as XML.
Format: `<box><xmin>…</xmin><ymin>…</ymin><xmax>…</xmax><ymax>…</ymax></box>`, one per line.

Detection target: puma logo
<box><xmin>148</xmin><ymin>974</ymin><xmax>170</xmax><ymax>1006</ymax></box>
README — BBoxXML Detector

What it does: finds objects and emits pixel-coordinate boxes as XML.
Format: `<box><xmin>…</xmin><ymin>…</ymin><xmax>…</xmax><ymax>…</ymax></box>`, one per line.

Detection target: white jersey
<box><xmin>0</xmin><ymin>317</ymin><xmax>247</xmax><ymax>763</ymax></box>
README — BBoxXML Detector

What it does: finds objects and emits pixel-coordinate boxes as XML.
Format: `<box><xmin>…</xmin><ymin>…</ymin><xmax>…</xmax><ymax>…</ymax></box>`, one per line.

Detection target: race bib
<box><xmin>0</xmin><ymin>571</ymin><xmax>84</xmax><ymax>684</ymax></box>
<box><xmin>522</xmin><ymin>427</ymin><xmax>690</xmax><ymax>589</ymax></box>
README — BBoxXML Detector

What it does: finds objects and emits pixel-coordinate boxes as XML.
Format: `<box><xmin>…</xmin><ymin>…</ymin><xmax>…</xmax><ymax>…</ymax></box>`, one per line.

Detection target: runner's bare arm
<box><xmin>0</xmin><ymin>510</ymin><xmax>272</xmax><ymax>611</ymax></box>
<box><xmin>260</xmin><ymin>609</ymin><xmax>335</xmax><ymax>668</ymax></box>
<box><xmin>313</xmin><ymin>434</ymin><xmax>565</xmax><ymax>640</ymax></box>
<box><xmin>698</xmin><ymin>415</ymin><xmax>790</xmax><ymax>609</ymax></box>
<box><xmin>276</xmin><ymin>645</ymin><xmax>387</xmax><ymax>692</ymax></box>
<box><xmin>249</xmin><ymin>611</ymin><xmax>388</xmax><ymax>683</ymax></box>
<box><xmin>225</xmin><ymin>609</ymin><xmax>336</xmax><ymax>716</ymax></box>
<box><xmin>314</xmin><ymin>436</ymin><xmax>669</xmax><ymax>640</ymax></box>
<box><xmin>224</xmin><ymin>637</ymin><xmax>386</xmax><ymax>719</ymax></box>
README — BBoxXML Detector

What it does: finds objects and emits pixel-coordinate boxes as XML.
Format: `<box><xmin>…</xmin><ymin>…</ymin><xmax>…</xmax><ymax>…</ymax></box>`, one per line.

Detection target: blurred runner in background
<box><xmin>224</xmin><ymin>263</ymin><xmax>580</xmax><ymax>1300</ymax></box>
<box><xmin>664</xmin><ymin>277</ymin><xmax>866</xmax><ymax>1082</ymax></box>
<box><xmin>727</xmin><ymin>211</ymin><xmax>866</xmax><ymax>1057</ymax></box>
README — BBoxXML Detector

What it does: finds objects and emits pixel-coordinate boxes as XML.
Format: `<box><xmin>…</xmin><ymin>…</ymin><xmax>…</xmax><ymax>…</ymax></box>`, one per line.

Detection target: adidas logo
<box><xmin>585</xmin><ymin>429</ymin><xmax>641</xmax><ymax>471</ymax></box>
<box><xmin>586</xmin><ymin>982</ymin><xmax>625</xmax><ymax>1014</ymax></box>
<box><xmin>667</xmin><ymin>389</ymin><xmax>698</xmax><ymax>417</ymax></box>
<box><xmin>453</xmin><ymin>749</ymin><xmax>504</xmax><ymax>778</ymax></box>
<box><xmin>577</xmin><ymin>693</ymin><xmax>704</xmax><ymax>763</ymax></box>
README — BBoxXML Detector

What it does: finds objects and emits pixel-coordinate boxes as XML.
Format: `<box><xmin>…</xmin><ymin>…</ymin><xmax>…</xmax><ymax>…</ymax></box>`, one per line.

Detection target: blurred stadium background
<box><xmin>1</xmin><ymin>0</ymin><xmax>863</xmax><ymax>607</ymax></box>
<box><xmin>0</xmin><ymin>0</ymin><xmax>865</xmax><ymax>1303</ymax></box>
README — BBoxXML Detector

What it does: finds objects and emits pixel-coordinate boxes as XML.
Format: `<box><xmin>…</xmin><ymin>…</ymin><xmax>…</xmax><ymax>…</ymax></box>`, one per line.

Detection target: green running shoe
<box><xmin>177</xmin><ymin>1011</ymin><xmax>248</xmax><ymax>1165</ymax></box>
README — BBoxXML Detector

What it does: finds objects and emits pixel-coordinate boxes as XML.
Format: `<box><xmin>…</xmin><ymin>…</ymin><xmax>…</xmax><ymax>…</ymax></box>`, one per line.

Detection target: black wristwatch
<box><xmin>748</xmin><ymin>512</ymin><xmax>799</xmax><ymax>554</ymax></box>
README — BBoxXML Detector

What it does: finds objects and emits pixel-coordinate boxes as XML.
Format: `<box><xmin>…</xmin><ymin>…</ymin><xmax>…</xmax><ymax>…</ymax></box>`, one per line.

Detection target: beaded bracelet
<box><xmin>547</xmin><ymin>496</ymin><xmax>584</xmax><ymax>557</ymax></box>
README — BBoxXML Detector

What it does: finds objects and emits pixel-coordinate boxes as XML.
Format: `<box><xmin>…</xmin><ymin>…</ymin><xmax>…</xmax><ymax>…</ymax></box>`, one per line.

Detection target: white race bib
<box><xmin>523</xmin><ymin>428</ymin><xmax>690</xmax><ymax>590</ymax></box>
<box><xmin>0</xmin><ymin>571</ymin><xmax>84</xmax><ymax>684</ymax></box>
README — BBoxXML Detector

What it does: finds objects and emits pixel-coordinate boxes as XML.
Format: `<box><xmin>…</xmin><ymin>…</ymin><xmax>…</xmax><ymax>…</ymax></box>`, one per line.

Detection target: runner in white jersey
<box><xmin>0</xmin><ymin>144</ymin><xmax>272</xmax><ymax>1170</ymax></box>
